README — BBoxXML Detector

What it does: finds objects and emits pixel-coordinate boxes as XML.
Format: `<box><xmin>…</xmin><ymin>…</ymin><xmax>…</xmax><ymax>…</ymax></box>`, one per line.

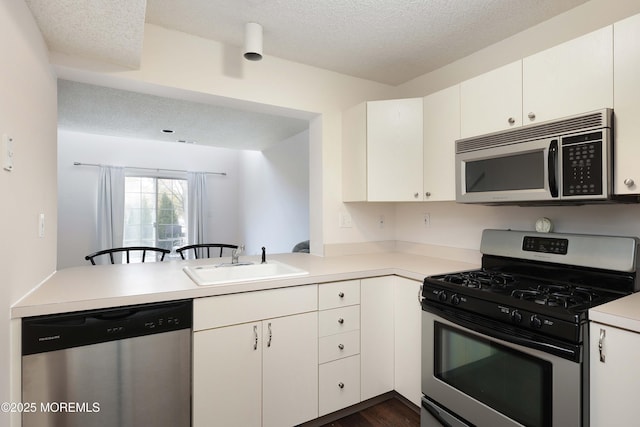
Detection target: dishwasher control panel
<box><xmin>22</xmin><ymin>300</ymin><xmax>193</xmax><ymax>355</ymax></box>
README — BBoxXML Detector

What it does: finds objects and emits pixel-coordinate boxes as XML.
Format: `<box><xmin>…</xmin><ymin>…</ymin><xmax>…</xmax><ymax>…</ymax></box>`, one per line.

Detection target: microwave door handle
<box><xmin>548</xmin><ymin>139</ymin><xmax>559</xmax><ymax>198</ymax></box>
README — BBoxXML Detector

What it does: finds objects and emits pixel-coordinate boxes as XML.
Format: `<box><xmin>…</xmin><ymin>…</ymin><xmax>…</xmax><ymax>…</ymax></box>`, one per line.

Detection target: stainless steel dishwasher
<box><xmin>22</xmin><ymin>299</ymin><xmax>192</xmax><ymax>427</ymax></box>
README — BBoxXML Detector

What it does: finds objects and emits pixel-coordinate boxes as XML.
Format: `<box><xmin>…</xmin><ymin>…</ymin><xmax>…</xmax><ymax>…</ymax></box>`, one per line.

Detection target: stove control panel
<box><xmin>522</xmin><ymin>236</ymin><xmax>568</xmax><ymax>255</ymax></box>
<box><xmin>422</xmin><ymin>283</ymin><xmax>581</xmax><ymax>342</ymax></box>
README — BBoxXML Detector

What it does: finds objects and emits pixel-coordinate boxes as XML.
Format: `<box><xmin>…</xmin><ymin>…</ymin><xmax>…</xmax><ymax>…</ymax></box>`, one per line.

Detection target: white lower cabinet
<box><xmin>193</xmin><ymin>286</ymin><xmax>318</xmax><ymax>427</ymax></box>
<box><xmin>360</xmin><ymin>277</ymin><xmax>395</xmax><ymax>400</ymax></box>
<box><xmin>193</xmin><ymin>276</ymin><xmax>425</xmax><ymax>425</ymax></box>
<box><xmin>319</xmin><ymin>355</ymin><xmax>361</xmax><ymax>415</ymax></box>
<box><xmin>589</xmin><ymin>321</ymin><xmax>640</xmax><ymax>426</ymax></box>
<box><xmin>393</xmin><ymin>277</ymin><xmax>422</xmax><ymax>406</ymax></box>
<box><xmin>193</xmin><ymin>322</ymin><xmax>262</xmax><ymax>427</ymax></box>
<box><xmin>318</xmin><ymin>280</ymin><xmax>362</xmax><ymax>416</ymax></box>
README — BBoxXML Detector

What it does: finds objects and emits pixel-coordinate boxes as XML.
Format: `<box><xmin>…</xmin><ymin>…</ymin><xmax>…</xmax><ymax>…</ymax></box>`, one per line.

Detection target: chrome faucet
<box><xmin>231</xmin><ymin>245</ymin><xmax>244</xmax><ymax>264</ymax></box>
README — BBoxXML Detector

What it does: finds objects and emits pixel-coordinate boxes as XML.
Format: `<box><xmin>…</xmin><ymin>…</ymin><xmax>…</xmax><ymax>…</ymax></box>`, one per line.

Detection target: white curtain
<box><xmin>96</xmin><ymin>166</ymin><xmax>125</xmax><ymax>263</ymax></box>
<box><xmin>188</xmin><ymin>172</ymin><xmax>208</xmax><ymax>258</ymax></box>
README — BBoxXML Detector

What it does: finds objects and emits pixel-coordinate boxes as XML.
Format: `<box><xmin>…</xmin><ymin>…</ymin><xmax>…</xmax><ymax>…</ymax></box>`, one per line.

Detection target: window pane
<box><xmin>123</xmin><ymin>176</ymin><xmax>187</xmax><ymax>262</ymax></box>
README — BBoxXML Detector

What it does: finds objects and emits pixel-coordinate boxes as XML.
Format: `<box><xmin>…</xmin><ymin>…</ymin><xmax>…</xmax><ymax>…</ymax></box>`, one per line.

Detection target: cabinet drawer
<box><xmin>318</xmin><ymin>280</ymin><xmax>360</xmax><ymax>310</ymax></box>
<box><xmin>318</xmin><ymin>306</ymin><xmax>360</xmax><ymax>337</ymax></box>
<box><xmin>319</xmin><ymin>355</ymin><xmax>361</xmax><ymax>416</ymax></box>
<box><xmin>194</xmin><ymin>285</ymin><xmax>318</xmax><ymax>331</ymax></box>
<box><xmin>319</xmin><ymin>330</ymin><xmax>360</xmax><ymax>363</ymax></box>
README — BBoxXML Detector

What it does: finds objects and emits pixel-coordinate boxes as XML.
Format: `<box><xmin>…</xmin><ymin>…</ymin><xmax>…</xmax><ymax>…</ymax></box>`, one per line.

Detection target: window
<box><xmin>123</xmin><ymin>176</ymin><xmax>187</xmax><ymax>261</ymax></box>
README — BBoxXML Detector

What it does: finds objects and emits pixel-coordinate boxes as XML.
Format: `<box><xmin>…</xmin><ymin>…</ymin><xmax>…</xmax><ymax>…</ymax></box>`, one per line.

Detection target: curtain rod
<box><xmin>73</xmin><ymin>162</ymin><xmax>227</xmax><ymax>176</ymax></box>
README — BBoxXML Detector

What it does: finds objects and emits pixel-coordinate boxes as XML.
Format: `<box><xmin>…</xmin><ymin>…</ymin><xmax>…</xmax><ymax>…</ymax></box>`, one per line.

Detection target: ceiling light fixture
<box><xmin>244</xmin><ymin>22</ymin><xmax>263</xmax><ymax>61</ymax></box>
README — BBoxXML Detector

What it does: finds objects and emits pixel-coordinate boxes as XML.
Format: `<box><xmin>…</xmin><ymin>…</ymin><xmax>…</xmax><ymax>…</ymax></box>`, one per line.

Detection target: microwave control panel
<box><xmin>561</xmin><ymin>131</ymin><xmax>603</xmax><ymax>197</ymax></box>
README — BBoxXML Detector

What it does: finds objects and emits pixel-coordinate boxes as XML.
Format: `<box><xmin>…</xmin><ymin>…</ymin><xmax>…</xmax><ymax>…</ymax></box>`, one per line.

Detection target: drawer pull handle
<box><xmin>338</xmin><ymin>382</ymin><xmax>345</xmax><ymax>389</ymax></box>
<box><xmin>338</xmin><ymin>318</ymin><xmax>344</xmax><ymax>324</ymax></box>
<box><xmin>338</xmin><ymin>292</ymin><xmax>345</xmax><ymax>298</ymax></box>
<box><xmin>253</xmin><ymin>325</ymin><xmax>258</xmax><ymax>350</ymax></box>
<box><xmin>267</xmin><ymin>322</ymin><xmax>272</xmax><ymax>348</ymax></box>
<box><xmin>338</xmin><ymin>344</ymin><xmax>345</xmax><ymax>350</ymax></box>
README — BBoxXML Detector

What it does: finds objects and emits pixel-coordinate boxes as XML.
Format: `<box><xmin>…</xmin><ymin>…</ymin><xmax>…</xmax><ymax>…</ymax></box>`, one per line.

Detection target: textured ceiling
<box><xmin>26</xmin><ymin>0</ymin><xmax>590</xmax><ymax>149</ymax></box>
<box><xmin>57</xmin><ymin>80</ymin><xmax>310</xmax><ymax>150</ymax></box>
<box><xmin>145</xmin><ymin>0</ymin><xmax>589</xmax><ymax>85</ymax></box>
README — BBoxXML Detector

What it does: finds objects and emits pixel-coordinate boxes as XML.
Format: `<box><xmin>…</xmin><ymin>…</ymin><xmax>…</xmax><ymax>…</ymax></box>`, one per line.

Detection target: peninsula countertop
<box><xmin>590</xmin><ymin>291</ymin><xmax>640</xmax><ymax>333</ymax></box>
<box><xmin>12</xmin><ymin>252</ymin><xmax>479</xmax><ymax>319</ymax></box>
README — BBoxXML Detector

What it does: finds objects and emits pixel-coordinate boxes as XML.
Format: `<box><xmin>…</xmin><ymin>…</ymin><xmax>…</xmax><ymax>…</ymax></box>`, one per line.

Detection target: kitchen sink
<box><xmin>183</xmin><ymin>260</ymin><xmax>308</xmax><ymax>286</ymax></box>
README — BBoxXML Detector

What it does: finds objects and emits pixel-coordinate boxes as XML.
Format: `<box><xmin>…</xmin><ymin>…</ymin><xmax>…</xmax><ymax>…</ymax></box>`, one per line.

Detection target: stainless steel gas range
<box><xmin>420</xmin><ymin>229</ymin><xmax>639</xmax><ymax>427</ymax></box>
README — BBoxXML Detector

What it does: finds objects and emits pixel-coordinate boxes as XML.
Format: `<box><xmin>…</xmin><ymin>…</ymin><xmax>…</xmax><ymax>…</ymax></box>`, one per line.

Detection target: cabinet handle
<box><xmin>338</xmin><ymin>344</ymin><xmax>345</xmax><ymax>350</ymax></box>
<box><xmin>508</xmin><ymin>117</ymin><xmax>515</xmax><ymax>125</ymax></box>
<box><xmin>253</xmin><ymin>325</ymin><xmax>258</xmax><ymax>350</ymax></box>
<box><xmin>418</xmin><ymin>283</ymin><xmax>425</xmax><ymax>304</ymax></box>
<box><xmin>528</xmin><ymin>112</ymin><xmax>536</xmax><ymax>120</ymax></box>
<box><xmin>624</xmin><ymin>178</ymin><xmax>635</xmax><ymax>187</ymax></box>
<box><xmin>338</xmin><ymin>382</ymin><xmax>345</xmax><ymax>389</ymax></box>
<box><xmin>599</xmin><ymin>328</ymin><xmax>606</xmax><ymax>363</ymax></box>
<box><xmin>338</xmin><ymin>292</ymin><xmax>345</xmax><ymax>298</ymax></box>
<box><xmin>267</xmin><ymin>322</ymin><xmax>272</xmax><ymax>348</ymax></box>
<box><xmin>425</xmin><ymin>192</ymin><xmax>431</xmax><ymax>198</ymax></box>
<box><xmin>414</xmin><ymin>192</ymin><xmax>419</xmax><ymax>198</ymax></box>
<box><xmin>338</xmin><ymin>318</ymin><xmax>344</xmax><ymax>324</ymax></box>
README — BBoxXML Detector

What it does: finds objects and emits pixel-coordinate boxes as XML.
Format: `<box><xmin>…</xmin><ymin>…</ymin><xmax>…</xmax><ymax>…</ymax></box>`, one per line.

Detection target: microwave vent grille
<box><xmin>456</xmin><ymin>109</ymin><xmax>611</xmax><ymax>153</ymax></box>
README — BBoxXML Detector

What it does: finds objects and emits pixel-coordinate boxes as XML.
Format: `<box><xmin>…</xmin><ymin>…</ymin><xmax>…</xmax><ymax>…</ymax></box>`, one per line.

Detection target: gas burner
<box><xmin>511</xmin><ymin>285</ymin><xmax>600</xmax><ymax>309</ymax></box>
<box><xmin>442</xmin><ymin>271</ymin><xmax>515</xmax><ymax>292</ymax></box>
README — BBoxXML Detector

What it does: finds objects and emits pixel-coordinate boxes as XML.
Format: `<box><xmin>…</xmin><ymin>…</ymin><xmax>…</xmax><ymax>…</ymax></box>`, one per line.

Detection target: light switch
<box><xmin>3</xmin><ymin>134</ymin><xmax>14</xmax><ymax>171</ymax></box>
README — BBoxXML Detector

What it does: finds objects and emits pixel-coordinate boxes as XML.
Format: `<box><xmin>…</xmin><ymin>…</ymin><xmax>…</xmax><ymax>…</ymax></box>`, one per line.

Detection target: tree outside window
<box><xmin>124</xmin><ymin>176</ymin><xmax>187</xmax><ymax>262</ymax></box>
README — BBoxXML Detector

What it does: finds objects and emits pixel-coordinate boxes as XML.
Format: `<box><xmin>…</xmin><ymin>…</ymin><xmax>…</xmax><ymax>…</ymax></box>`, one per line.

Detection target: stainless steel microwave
<box><xmin>455</xmin><ymin>109</ymin><xmax>617</xmax><ymax>205</ymax></box>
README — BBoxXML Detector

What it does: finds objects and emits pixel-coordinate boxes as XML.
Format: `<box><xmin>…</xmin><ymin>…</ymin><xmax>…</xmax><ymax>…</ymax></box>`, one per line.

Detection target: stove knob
<box><xmin>451</xmin><ymin>294</ymin><xmax>461</xmax><ymax>305</ymax></box>
<box><xmin>437</xmin><ymin>290</ymin><xmax>448</xmax><ymax>302</ymax></box>
<box><xmin>530</xmin><ymin>315</ymin><xmax>542</xmax><ymax>329</ymax></box>
<box><xmin>511</xmin><ymin>310</ymin><xmax>522</xmax><ymax>324</ymax></box>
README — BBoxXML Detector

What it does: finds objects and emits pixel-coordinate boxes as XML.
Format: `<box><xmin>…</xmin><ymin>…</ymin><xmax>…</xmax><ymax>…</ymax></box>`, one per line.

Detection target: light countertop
<box><xmin>12</xmin><ymin>252</ymin><xmax>479</xmax><ymax>318</ymax></box>
<box><xmin>590</xmin><ymin>292</ymin><xmax>640</xmax><ymax>333</ymax></box>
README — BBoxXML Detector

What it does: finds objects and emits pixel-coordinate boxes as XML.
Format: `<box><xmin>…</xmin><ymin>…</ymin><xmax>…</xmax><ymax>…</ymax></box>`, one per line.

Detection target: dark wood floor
<box><xmin>318</xmin><ymin>398</ymin><xmax>420</xmax><ymax>427</ymax></box>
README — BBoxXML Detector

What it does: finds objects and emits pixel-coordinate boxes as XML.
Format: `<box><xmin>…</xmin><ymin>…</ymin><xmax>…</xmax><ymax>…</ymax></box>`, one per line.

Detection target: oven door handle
<box><xmin>423</xmin><ymin>304</ymin><xmax>579</xmax><ymax>361</ymax></box>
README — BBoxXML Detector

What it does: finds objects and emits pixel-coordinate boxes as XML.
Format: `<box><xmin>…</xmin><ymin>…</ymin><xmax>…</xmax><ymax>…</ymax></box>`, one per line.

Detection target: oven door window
<box><xmin>434</xmin><ymin>322</ymin><xmax>552</xmax><ymax>427</ymax></box>
<box><xmin>465</xmin><ymin>151</ymin><xmax>544</xmax><ymax>192</ymax></box>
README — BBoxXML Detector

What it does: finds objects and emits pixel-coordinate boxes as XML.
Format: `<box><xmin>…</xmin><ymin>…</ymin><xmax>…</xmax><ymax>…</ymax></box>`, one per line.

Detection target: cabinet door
<box><xmin>613</xmin><ymin>13</ymin><xmax>640</xmax><ymax>195</ymax></box>
<box><xmin>423</xmin><ymin>85</ymin><xmax>459</xmax><ymax>201</ymax></box>
<box><xmin>367</xmin><ymin>98</ymin><xmax>424</xmax><ymax>201</ymax></box>
<box><xmin>360</xmin><ymin>277</ymin><xmax>394</xmax><ymax>400</ymax></box>
<box><xmin>590</xmin><ymin>322</ymin><xmax>640</xmax><ymax>426</ymax></box>
<box><xmin>460</xmin><ymin>60</ymin><xmax>522</xmax><ymax>138</ymax></box>
<box><xmin>523</xmin><ymin>26</ymin><xmax>613</xmax><ymax>125</ymax></box>
<box><xmin>193</xmin><ymin>322</ymin><xmax>262</xmax><ymax>427</ymax></box>
<box><xmin>262</xmin><ymin>312</ymin><xmax>318</xmax><ymax>427</ymax></box>
<box><xmin>394</xmin><ymin>277</ymin><xmax>422</xmax><ymax>406</ymax></box>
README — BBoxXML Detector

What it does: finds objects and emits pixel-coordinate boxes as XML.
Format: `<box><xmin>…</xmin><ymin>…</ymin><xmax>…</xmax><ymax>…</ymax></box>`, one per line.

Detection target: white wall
<box><xmin>50</xmin><ymin>0</ymin><xmax>640</xmax><ymax>256</ymax></box>
<box><xmin>0</xmin><ymin>0</ymin><xmax>58</xmax><ymax>421</ymax></box>
<box><xmin>51</xmin><ymin>23</ymin><xmax>397</xmax><ymax>255</ymax></box>
<box><xmin>57</xmin><ymin>130</ymin><xmax>241</xmax><ymax>268</ymax></box>
<box><xmin>395</xmin><ymin>202</ymin><xmax>640</xmax><ymax>252</ymax></box>
<box><xmin>239</xmin><ymin>131</ymin><xmax>310</xmax><ymax>256</ymax></box>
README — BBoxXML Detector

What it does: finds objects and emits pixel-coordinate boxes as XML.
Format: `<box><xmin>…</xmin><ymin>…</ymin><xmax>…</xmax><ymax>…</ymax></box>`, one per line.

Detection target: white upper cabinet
<box><xmin>423</xmin><ymin>85</ymin><xmax>459</xmax><ymax>201</ymax></box>
<box><xmin>613</xmin><ymin>13</ymin><xmax>640</xmax><ymax>195</ymax></box>
<box><xmin>342</xmin><ymin>98</ymin><xmax>424</xmax><ymax>202</ymax></box>
<box><xmin>522</xmin><ymin>26</ymin><xmax>613</xmax><ymax>125</ymax></box>
<box><xmin>460</xmin><ymin>27</ymin><xmax>613</xmax><ymax>139</ymax></box>
<box><xmin>460</xmin><ymin>61</ymin><xmax>522</xmax><ymax>138</ymax></box>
